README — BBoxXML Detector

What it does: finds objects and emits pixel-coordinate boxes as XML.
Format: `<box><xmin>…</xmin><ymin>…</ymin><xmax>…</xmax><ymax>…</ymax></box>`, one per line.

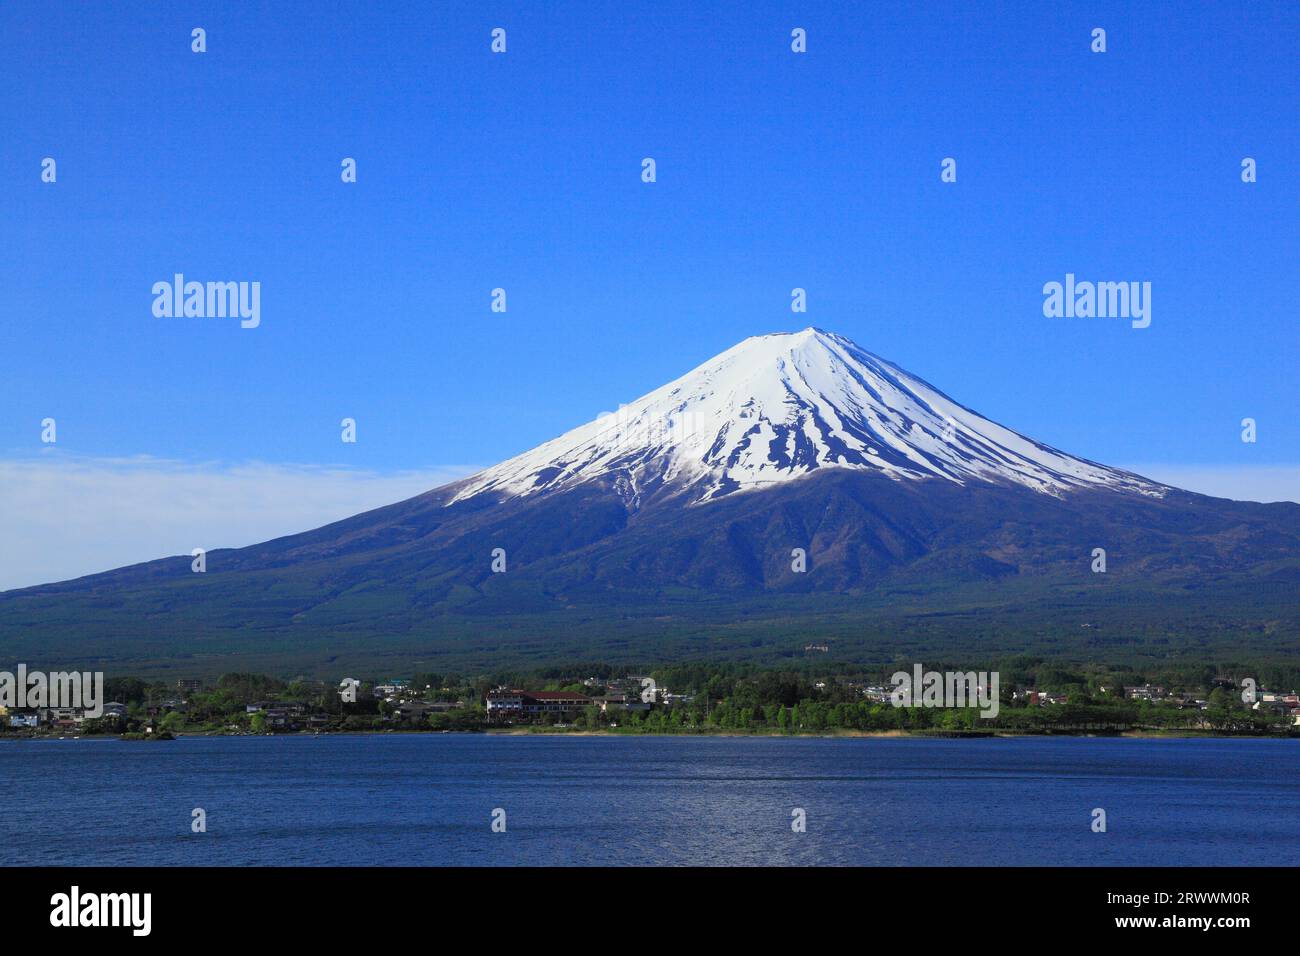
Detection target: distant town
<box><xmin>3</xmin><ymin>665</ymin><xmax>1298</xmax><ymax>738</ymax></box>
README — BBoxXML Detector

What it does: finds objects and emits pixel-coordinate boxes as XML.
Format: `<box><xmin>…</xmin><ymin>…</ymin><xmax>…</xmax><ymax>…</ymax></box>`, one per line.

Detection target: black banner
<box><xmin>3</xmin><ymin>866</ymin><xmax>1275</xmax><ymax>940</ymax></box>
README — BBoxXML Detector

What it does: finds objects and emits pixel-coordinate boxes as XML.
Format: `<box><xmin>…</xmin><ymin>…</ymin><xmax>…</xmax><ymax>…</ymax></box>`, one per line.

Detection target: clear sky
<box><xmin>1</xmin><ymin>0</ymin><xmax>1296</xmax><ymax>588</ymax></box>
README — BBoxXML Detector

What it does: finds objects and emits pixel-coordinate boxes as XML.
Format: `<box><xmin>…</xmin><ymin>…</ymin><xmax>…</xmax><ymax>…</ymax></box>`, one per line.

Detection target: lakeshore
<box><xmin>8</xmin><ymin>666</ymin><xmax>1298</xmax><ymax>741</ymax></box>
<box><xmin>8</xmin><ymin>725</ymin><xmax>1298</xmax><ymax>742</ymax></box>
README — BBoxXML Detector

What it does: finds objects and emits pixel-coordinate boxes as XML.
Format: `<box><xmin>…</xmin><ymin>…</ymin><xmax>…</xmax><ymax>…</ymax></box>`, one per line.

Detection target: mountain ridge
<box><xmin>2</xmin><ymin>329</ymin><xmax>1297</xmax><ymax>675</ymax></box>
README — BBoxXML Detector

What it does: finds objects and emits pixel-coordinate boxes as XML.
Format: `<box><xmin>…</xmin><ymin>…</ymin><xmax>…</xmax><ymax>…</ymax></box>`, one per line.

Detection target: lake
<box><xmin>3</xmin><ymin>734</ymin><xmax>1296</xmax><ymax>866</ymax></box>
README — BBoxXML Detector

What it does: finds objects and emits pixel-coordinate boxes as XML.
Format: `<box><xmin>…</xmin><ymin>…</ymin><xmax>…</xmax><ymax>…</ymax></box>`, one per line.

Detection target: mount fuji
<box><xmin>4</xmin><ymin>329</ymin><xmax>1299</xmax><ymax>674</ymax></box>
<box><xmin>451</xmin><ymin>328</ymin><xmax>1162</xmax><ymax>506</ymax></box>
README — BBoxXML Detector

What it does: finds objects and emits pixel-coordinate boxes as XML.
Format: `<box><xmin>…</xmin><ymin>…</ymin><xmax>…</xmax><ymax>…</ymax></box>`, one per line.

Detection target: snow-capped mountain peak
<box><xmin>450</xmin><ymin>328</ymin><xmax>1163</xmax><ymax>506</ymax></box>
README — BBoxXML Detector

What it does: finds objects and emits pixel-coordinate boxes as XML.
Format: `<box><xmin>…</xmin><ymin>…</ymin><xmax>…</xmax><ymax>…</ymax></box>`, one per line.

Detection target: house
<box><xmin>1128</xmin><ymin>684</ymin><xmax>1165</xmax><ymax>701</ymax></box>
<box><xmin>147</xmin><ymin>699</ymin><xmax>187</xmax><ymax>716</ymax></box>
<box><xmin>102</xmin><ymin>702</ymin><xmax>128</xmax><ymax>722</ymax></box>
<box><xmin>262</xmin><ymin>708</ymin><xmax>300</xmax><ymax>729</ymax></box>
<box><xmin>392</xmin><ymin>701</ymin><xmax>439</xmax><ymax>721</ymax></box>
<box><xmin>1015</xmin><ymin>691</ymin><xmax>1066</xmax><ymax>706</ymax></box>
<box><xmin>1257</xmin><ymin>698</ymin><xmax>1296</xmax><ymax>717</ymax></box>
<box><xmin>176</xmin><ymin>679</ymin><xmax>203</xmax><ymax>694</ymax></box>
<box><xmin>486</xmin><ymin>689</ymin><xmax>592</xmax><ymax>721</ymax></box>
<box><xmin>600</xmin><ymin>678</ymin><xmax>641</xmax><ymax>698</ymax></box>
<box><xmin>373</xmin><ymin>679</ymin><xmax>411</xmax><ymax>699</ymax></box>
<box><xmin>486</xmin><ymin>689</ymin><xmax>525</xmax><ymax>718</ymax></box>
<box><xmin>593</xmin><ymin>695</ymin><xmax>651</xmax><ymax>715</ymax></box>
<box><xmin>605</xmin><ymin>676</ymin><xmax>657</xmax><ymax>696</ymax></box>
<box><xmin>42</xmin><ymin>707</ymin><xmax>85</xmax><ymax>725</ymax></box>
<box><xmin>9</xmin><ymin>713</ymin><xmax>39</xmax><ymax>729</ymax></box>
<box><xmin>523</xmin><ymin>691</ymin><xmax>591</xmax><ymax>716</ymax></box>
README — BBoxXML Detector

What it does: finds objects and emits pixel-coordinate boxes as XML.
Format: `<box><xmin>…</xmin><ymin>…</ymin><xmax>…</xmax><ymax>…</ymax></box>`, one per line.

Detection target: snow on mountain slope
<box><xmin>450</xmin><ymin>328</ymin><xmax>1165</xmax><ymax>507</ymax></box>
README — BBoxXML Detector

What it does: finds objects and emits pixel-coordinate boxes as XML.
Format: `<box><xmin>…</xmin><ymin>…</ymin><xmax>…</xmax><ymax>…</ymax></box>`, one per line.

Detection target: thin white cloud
<box><xmin>1124</xmin><ymin>464</ymin><xmax>1300</xmax><ymax>505</ymax></box>
<box><xmin>0</xmin><ymin>455</ymin><xmax>478</xmax><ymax>592</ymax></box>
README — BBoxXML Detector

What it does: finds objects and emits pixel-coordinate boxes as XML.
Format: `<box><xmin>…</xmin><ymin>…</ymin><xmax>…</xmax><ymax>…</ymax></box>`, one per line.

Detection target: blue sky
<box><xmin>1</xmin><ymin>0</ymin><xmax>1296</xmax><ymax>587</ymax></box>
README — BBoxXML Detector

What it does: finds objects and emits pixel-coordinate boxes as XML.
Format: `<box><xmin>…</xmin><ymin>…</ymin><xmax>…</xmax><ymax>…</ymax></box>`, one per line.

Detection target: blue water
<box><xmin>3</xmin><ymin>735</ymin><xmax>1296</xmax><ymax>866</ymax></box>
